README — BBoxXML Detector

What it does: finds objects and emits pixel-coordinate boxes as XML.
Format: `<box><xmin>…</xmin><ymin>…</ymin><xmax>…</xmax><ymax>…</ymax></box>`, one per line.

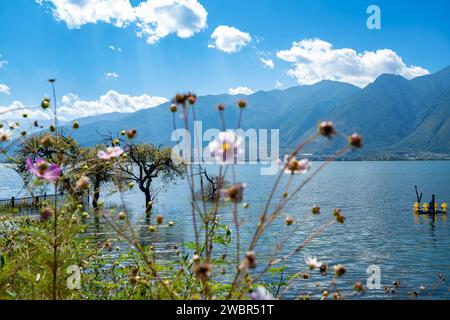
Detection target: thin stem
<box><xmin>52</xmin><ymin>181</ymin><xmax>58</xmax><ymax>300</ymax></box>
<box><xmin>248</xmin><ymin>132</ymin><xmax>319</xmax><ymax>251</ymax></box>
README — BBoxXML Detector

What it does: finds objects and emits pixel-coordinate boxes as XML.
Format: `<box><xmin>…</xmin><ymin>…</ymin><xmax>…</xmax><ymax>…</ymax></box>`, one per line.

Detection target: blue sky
<box><xmin>0</xmin><ymin>0</ymin><xmax>449</xmax><ymax>120</ymax></box>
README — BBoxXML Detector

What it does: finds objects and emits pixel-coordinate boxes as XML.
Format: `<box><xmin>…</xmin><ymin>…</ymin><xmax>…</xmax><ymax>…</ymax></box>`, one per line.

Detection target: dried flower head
<box><xmin>320</xmin><ymin>263</ymin><xmax>328</xmax><ymax>276</ymax></box>
<box><xmin>244</xmin><ymin>251</ymin><xmax>257</xmax><ymax>269</ymax></box>
<box><xmin>237</xmin><ymin>99</ymin><xmax>247</xmax><ymax>109</ymax></box>
<box><xmin>125</xmin><ymin>129</ymin><xmax>137</xmax><ymax>139</ymax></box>
<box><xmin>40</xmin><ymin>207</ymin><xmax>53</xmax><ymax>222</ymax></box>
<box><xmin>118</xmin><ymin>211</ymin><xmax>127</xmax><ymax>220</ymax></box>
<box><xmin>72</xmin><ymin>121</ymin><xmax>80</xmax><ymax>129</ymax></box>
<box><xmin>223</xmin><ymin>183</ymin><xmax>246</xmax><ymax>203</ymax></box>
<box><xmin>333</xmin><ymin>208</ymin><xmax>346</xmax><ymax>224</ymax></box>
<box><xmin>188</xmin><ymin>93</ymin><xmax>197</xmax><ymax>105</ymax></box>
<box><xmin>311</xmin><ymin>205</ymin><xmax>321</xmax><ymax>215</ymax></box>
<box><xmin>129</xmin><ymin>266</ymin><xmax>138</xmax><ymax>285</ymax></box>
<box><xmin>40</xmin><ymin>134</ymin><xmax>52</xmax><ymax>147</ymax></box>
<box><xmin>156</xmin><ymin>214</ymin><xmax>164</xmax><ymax>225</ymax></box>
<box><xmin>318</xmin><ymin>121</ymin><xmax>336</xmax><ymax>138</ymax></box>
<box><xmin>333</xmin><ymin>264</ymin><xmax>346</xmax><ymax>277</ymax></box>
<box><xmin>194</xmin><ymin>262</ymin><xmax>212</xmax><ymax>281</ymax></box>
<box><xmin>75</xmin><ymin>176</ymin><xmax>90</xmax><ymax>190</ymax></box>
<box><xmin>173</xmin><ymin>93</ymin><xmax>188</xmax><ymax>105</ymax></box>
<box><xmin>217</xmin><ymin>104</ymin><xmax>225</xmax><ymax>111</ymax></box>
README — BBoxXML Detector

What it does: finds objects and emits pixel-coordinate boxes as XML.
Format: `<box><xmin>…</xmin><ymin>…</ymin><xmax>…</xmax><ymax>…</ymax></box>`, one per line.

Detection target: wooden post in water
<box><xmin>431</xmin><ymin>194</ymin><xmax>436</xmax><ymax>214</ymax></box>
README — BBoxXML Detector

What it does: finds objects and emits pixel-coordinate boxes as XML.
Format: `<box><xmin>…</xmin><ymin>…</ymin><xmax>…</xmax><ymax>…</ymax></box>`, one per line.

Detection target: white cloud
<box><xmin>0</xmin><ymin>84</ymin><xmax>10</xmax><ymax>95</ymax></box>
<box><xmin>0</xmin><ymin>91</ymin><xmax>168</xmax><ymax>123</ymax></box>
<box><xmin>135</xmin><ymin>0</ymin><xmax>208</xmax><ymax>44</ymax></box>
<box><xmin>276</xmin><ymin>38</ymin><xmax>430</xmax><ymax>88</ymax></box>
<box><xmin>0</xmin><ymin>54</ymin><xmax>7</xmax><ymax>68</ymax></box>
<box><xmin>260</xmin><ymin>58</ymin><xmax>274</xmax><ymax>69</ymax></box>
<box><xmin>105</xmin><ymin>72</ymin><xmax>119</xmax><ymax>79</ymax></box>
<box><xmin>275</xmin><ymin>80</ymin><xmax>283</xmax><ymax>89</ymax></box>
<box><xmin>228</xmin><ymin>86</ymin><xmax>254</xmax><ymax>95</ymax></box>
<box><xmin>0</xmin><ymin>101</ymin><xmax>52</xmax><ymax>122</ymax></box>
<box><xmin>37</xmin><ymin>0</ymin><xmax>208</xmax><ymax>44</ymax></box>
<box><xmin>58</xmin><ymin>90</ymin><xmax>168</xmax><ymax>120</ymax></box>
<box><xmin>0</xmin><ymin>55</ymin><xmax>10</xmax><ymax>95</ymax></box>
<box><xmin>109</xmin><ymin>45</ymin><xmax>122</xmax><ymax>52</ymax></box>
<box><xmin>209</xmin><ymin>25</ymin><xmax>252</xmax><ymax>53</ymax></box>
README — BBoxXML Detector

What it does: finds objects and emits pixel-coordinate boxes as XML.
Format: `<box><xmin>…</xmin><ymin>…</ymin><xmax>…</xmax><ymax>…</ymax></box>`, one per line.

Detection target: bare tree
<box><xmin>117</xmin><ymin>143</ymin><xmax>184</xmax><ymax>218</ymax></box>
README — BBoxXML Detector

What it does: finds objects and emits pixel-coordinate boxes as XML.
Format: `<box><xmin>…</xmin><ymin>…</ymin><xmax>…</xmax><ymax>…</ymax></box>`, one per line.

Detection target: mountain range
<box><xmin>69</xmin><ymin>66</ymin><xmax>450</xmax><ymax>160</ymax></box>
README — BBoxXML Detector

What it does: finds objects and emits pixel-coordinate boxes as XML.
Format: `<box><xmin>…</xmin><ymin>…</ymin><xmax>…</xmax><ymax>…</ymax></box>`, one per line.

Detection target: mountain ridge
<box><xmin>67</xmin><ymin>67</ymin><xmax>450</xmax><ymax>158</ymax></box>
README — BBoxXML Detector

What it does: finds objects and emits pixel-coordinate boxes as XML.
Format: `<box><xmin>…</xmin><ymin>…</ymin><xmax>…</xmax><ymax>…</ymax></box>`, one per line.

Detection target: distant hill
<box><xmin>67</xmin><ymin>66</ymin><xmax>450</xmax><ymax>159</ymax></box>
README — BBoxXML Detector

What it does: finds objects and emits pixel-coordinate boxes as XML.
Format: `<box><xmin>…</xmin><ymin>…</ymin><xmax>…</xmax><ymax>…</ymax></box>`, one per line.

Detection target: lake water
<box><xmin>1</xmin><ymin>161</ymin><xmax>450</xmax><ymax>299</ymax></box>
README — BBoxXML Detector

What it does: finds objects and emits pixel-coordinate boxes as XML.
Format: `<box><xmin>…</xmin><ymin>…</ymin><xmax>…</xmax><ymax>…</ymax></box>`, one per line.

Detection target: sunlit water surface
<box><xmin>1</xmin><ymin>161</ymin><xmax>449</xmax><ymax>299</ymax></box>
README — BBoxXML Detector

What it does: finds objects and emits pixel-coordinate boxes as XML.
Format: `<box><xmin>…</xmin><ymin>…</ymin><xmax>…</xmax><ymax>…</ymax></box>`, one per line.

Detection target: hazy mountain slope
<box><xmin>296</xmin><ymin>74</ymin><xmax>424</xmax><ymax>153</ymax></box>
<box><xmin>69</xmin><ymin>66</ymin><xmax>450</xmax><ymax>157</ymax></box>
<box><xmin>393</xmin><ymin>89</ymin><xmax>450</xmax><ymax>152</ymax></box>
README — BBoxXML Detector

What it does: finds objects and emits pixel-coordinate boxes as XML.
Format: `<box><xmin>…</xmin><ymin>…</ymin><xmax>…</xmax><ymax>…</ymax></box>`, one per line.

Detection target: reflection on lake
<box><xmin>1</xmin><ymin>161</ymin><xmax>450</xmax><ymax>299</ymax></box>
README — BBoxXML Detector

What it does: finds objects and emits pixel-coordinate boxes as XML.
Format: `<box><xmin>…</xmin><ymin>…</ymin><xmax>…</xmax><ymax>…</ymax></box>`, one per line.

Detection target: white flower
<box><xmin>97</xmin><ymin>146</ymin><xmax>124</xmax><ymax>160</ymax></box>
<box><xmin>208</xmin><ymin>131</ymin><xmax>243</xmax><ymax>164</ymax></box>
<box><xmin>251</xmin><ymin>286</ymin><xmax>274</xmax><ymax>300</ymax></box>
<box><xmin>280</xmin><ymin>155</ymin><xmax>310</xmax><ymax>174</ymax></box>
<box><xmin>0</xmin><ymin>128</ymin><xmax>13</xmax><ymax>142</ymax></box>
<box><xmin>305</xmin><ymin>256</ymin><xmax>322</xmax><ymax>270</ymax></box>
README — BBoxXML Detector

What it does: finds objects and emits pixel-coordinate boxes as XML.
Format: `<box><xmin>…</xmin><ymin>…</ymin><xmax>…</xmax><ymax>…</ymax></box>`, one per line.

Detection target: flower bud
<box><xmin>237</xmin><ymin>100</ymin><xmax>247</xmax><ymax>109</ymax></box>
<box><xmin>333</xmin><ymin>264</ymin><xmax>346</xmax><ymax>277</ymax></box>
<box><xmin>169</xmin><ymin>104</ymin><xmax>178</xmax><ymax>113</ymax></box>
<box><xmin>41</xmin><ymin>98</ymin><xmax>50</xmax><ymax>109</ymax></box>
<box><xmin>318</xmin><ymin>121</ymin><xmax>335</xmax><ymax>138</ymax></box>
<box><xmin>285</xmin><ymin>215</ymin><xmax>294</xmax><ymax>226</ymax></box>
<box><xmin>126</xmin><ymin>129</ymin><xmax>137</xmax><ymax>139</ymax></box>
<box><xmin>311</xmin><ymin>205</ymin><xmax>321</xmax><ymax>215</ymax></box>
<box><xmin>354</xmin><ymin>281</ymin><xmax>364</xmax><ymax>292</ymax></box>
<box><xmin>348</xmin><ymin>133</ymin><xmax>363</xmax><ymax>149</ymax></box>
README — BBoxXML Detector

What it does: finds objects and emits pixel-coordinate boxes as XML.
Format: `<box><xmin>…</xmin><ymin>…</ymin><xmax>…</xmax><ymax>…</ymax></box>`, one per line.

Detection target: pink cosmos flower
<box><xmin>208</xmin><ymin>131</ymin><xmax>243</xmax><ymax>164</ymax></box>
<box><xmin>26</xmin><ymin>158</ymin><xmax>61</xmax><ymax>182</ymax></box>
<box><xmin>280</xmin><ymin>155</ymin><xmax>310</xmax><ymax>174</ymax></box>
<box><xmin>97</xmin><ymin>146</ymin><xmax>124</xmax><ymax>160</ymax></box>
